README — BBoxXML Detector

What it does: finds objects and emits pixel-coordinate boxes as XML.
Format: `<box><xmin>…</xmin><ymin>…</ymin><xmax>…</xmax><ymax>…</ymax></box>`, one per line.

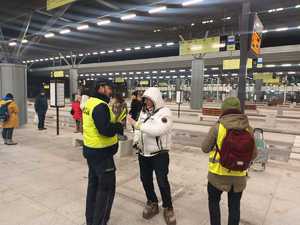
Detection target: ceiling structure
<box><xmin>1</xmin><ymin>0</ymin><xmax>300</xmax><ymax>63</ymax></box>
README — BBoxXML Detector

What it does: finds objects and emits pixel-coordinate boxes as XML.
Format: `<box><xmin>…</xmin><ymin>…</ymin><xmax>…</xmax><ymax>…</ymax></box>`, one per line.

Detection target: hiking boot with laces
<box><xmin>142</xmin><ymin>201</ymin><xmax>159</xmax><ymax>220</ymax></box>
<box><xmin>163</xmin><ymin>208</ymin><xmax>177</xmax><ymax>225</ymax></box>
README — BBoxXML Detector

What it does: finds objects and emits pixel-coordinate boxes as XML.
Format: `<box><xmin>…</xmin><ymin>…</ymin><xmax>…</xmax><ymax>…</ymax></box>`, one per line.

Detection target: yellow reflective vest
<box><xmin>83</xmin><ymin>97</ymin><xmax>118</xmax><ymax>149</ymax></box>
<box><xmin>208</xmin><ymin>123</ymin><xmax>247</xmax><ymax>177</ymax></box>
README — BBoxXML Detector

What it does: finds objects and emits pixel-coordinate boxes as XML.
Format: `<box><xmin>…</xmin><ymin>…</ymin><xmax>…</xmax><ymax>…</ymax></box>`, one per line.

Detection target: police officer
<box><xmin>82</xmin><ymin>79</ymin><xmax>124</xmax><ymax>225</ymax></box>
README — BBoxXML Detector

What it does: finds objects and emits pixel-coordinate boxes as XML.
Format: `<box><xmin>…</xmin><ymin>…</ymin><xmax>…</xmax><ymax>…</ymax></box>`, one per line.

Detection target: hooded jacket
<box><xmin>134</xmin><ymin>87</ymin><xmax>173</xmax><ymax>157</ymax></box>
<box><xmin>0</xmin><ymin>99</ymin><xmax>19</xmax><ymax>129</ymax></box>
<box><xmin>201</xmin><ymin>113</ymin><xmax>257</xmax><ymax>192</ymax></box>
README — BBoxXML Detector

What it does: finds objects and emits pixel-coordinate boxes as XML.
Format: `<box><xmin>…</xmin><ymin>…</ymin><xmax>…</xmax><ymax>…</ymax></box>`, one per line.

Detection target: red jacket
<box><xmin>71</xmin><ymin>101</ymin><xmax>82</xmax><ymax>121</ymax></box>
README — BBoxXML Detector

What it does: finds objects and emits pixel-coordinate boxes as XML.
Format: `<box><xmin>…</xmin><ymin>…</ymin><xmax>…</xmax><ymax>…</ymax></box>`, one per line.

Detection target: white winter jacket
<box><xmin>134</xmin><ymin>87</ymin><xmax>173</xmax><ymax>157</ymax></box>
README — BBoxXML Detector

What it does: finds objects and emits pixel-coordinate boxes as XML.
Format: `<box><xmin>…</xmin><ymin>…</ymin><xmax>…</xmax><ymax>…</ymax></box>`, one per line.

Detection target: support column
<box><xmin>255</xmin><ymin>79</ymin><xmax>263</xmax><ymax>102</ymax></box>
<box><xmin>0</xmin><ymin>64</ymin><xmax>27</xmax><ymax>126</ymax></box>
<box><xmin>69</xmin><ymin>68</ymin><xmax>79</xmax><ymax>98</ymax></box>
<box><xmin>238</xmin><ymin>1</ymin><xmax>251</xmax><ymax>113</ymax></box>
<box><xmin>190</xmin><ymin>58</ymin><xmax>204</xmax><ymax>109</ymax></box>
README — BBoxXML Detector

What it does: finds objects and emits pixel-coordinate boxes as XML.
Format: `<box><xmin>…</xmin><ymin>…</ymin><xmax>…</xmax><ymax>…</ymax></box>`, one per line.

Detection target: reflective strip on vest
<box><xmin>208</xmin><ymin>123</ymin><xmax>247</xmax><ymax>177</ymax></box>
<box><xmin>83</xmin><ymin>97</ymin><xmax>118</xmax><ymax>149</ymax></box>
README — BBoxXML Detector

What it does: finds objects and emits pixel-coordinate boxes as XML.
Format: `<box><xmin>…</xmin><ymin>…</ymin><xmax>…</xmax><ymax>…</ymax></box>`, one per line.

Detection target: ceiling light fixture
<box><xmin>145</xmin><ymin>45</ymin><xmax>152</xmax><ymax>49</ymax></box>
<box><xmin>125</xmin><ymin>48</ymin><xmax>132</xmax><ymax>51</ymax></box>
<box><xmin>97</xmin><ymin>19</ymin><xmax>111</xmax><ymax>26</ymax></box>
<box><xmin>134</xmin><ymin>46</ymin><xmax>141</xmax><ymax>50</ymax></box>
<box><xmin>182</xmin><ymin>0</ymin><xmax>203</xmax><ymax>7</ymax></box>
<box><xmin>21</xmin><ymin>39</ymin><xmax>28</xmax><ymax>44</ymax></box>
<box><xmin>121</xmin><ymin>13</ymin><xmax>136</xmax><ymax>21</ymax></box>
<box><xmin>296</xmin><ymin>5</ymin><xmax>300</xmax><ymax>8</ymax></box>
<box><xmin>8</xmin><ymin>41</ymin><xmax>17</xmax><ymax>46</ymax></box>
<box><xmin>116</xmin><ymin>49</ymin><xmax>123</xmax><ymax>52</ymax></box>
<box><xmin>77</xmin><ymin>24</ymin><xmax>89</xmax><ymax>30</ymax></box>
<box><xmin>155</xmin><ymin>44</ymin><xmax>163</xmax><ymax>47</ymax></box>
<box><xmin>100</xmin><ymin>51</ymin><xmax>106</xmax><ymax>54</ymax></box>
<box><xmin>149</xmin><ymin>6</ymin><xmax>167</xmax><ymax>14</ymax></box>
<box><xmin>166</xmin><ymin>42</ymin><xmax>175</xmax><ymax>46</ymax></box>
<box><xmin>44</xmin><ymin>33</ymin><xmax>55</xmax><ymax>38</ymax></box>
<box><xmin>59</xmin><ymin>29</ymin><xmax>71</xmax><ymax>34</ymax></box>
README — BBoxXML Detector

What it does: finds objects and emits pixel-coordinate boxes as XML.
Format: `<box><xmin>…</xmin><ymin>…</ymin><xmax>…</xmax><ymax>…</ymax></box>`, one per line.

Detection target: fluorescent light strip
<box><xmin>281</xmin><ymin>64</ymin><xmax>292</xmax><ymax>67</ymax></box>
<box><xmin>276</xmin><ymin>27</ymin><xmax>288</xmax><ymax>32</ymax></box>
<box><xmin>97</xmin><ymin>19</ymin><xmax>111</xmax><ymax>26</ymax></box>
<box><xmin>44</xmin><ymin>33</ymin><xmax>55</xmax><ymax>38</ymax></box>
<box><xmin>21</xmin><ymin>39</ymin><xmax>28</xmax><ymax>44</ymax></box>
<box><xmin>9</xmin><ymin>42</ymin><xmax>17</xmax><ymax>46</ymax></box>
<box><xmin>166</xmin><ymin>42</ymin><xmax>175</xmax><ymax>46</ymax></box>
<box><xmin>121</xmin><ymin>14</ymin><xmax>136</xmax><ymax>21</ymax></box>
<box><xmin>145</xmin><ymin>45</ymin><xmax>152</xmax><ymax>49</ymax></box>
<box><xmin>149</xmin><ymin>6</ymin><xmax>167</xmax><ymax>14</ymax></box>
<box><xmin>59</xmin><ymin>29</ymin><xmax>71</xmax><ymax>34</ymax></box>
<box><xmin>182</xmin><ymin>0</ymin><xmax>203</xmax><ymax>7</ymax></box>
<box><xmin>125</xmin><ymin>48</ymin><xmax>132</xmax><ymax>51</ymax></box>
<box><xmin>116</xmin><ymin>49</ymin><xmax>123</xmax><ymax>52</ymax></box>
<box><xmin>155</xmin><ymin>44</ymin><xmax>162</xmax><ymax>47</ymax></box>
<box><xmin>134</xmin><ymin>47</ymin><xmax>141</xmax><ymax>50</ymax></box>
<box><xmin>77</xmin><ymin>24</ymin><xmax>89</xmax><ymax>30</ymax></box>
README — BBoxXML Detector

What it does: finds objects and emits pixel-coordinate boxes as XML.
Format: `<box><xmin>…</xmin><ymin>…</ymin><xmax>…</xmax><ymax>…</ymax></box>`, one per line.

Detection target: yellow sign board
<box><xmin>251</xmin><ymin>32</ymin><xmax>262</xmax><ymax>56</ymax></box>
<box><xmin>115</xmin><ymin>77</ymin><xmax>125</xmax><ymax>83</ymax></box>
<box><xmin>47</xmin><ymin>0</ymin><xmax>76</xmax><ymax>11</ymax></box>
<box><xmin>254</xmin><ymin>73</ymin><xmax>280</xmax><ymax>84</ymax></box>
<box><xmin>140</xmin><ymin>80</ymin><xmax>149</xmax><ymax>86</ymax></box>
<box><xmin>52</xmin><ymin>71</ymin><xmax>64</xmax><ymax>78</ymax></box>
<box><xmin>223</xmin><ymin>59</ymin><xmax>253</xmax><ymax>70</ymax></box>
<box><xmin>179</xmin><ymin>36</ymin><xmax>220</xmax><ymax>56</ymax></box>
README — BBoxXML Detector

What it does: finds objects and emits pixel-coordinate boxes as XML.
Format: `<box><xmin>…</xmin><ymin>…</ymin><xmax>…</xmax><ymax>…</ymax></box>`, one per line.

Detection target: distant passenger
<box><xmin>128</xmin><ymin>87</ymin><xmax>176</xmax><ymax>225</ymax></box>
<box><xmin>0</xmin><ymin>93</ymin><xmax>19</xmax><ymax>145</ymax></box>
<box><xmin>201</xmin><ymin>97</ymin><xmax>258</xmax><ymax>225</ymax></box>
<box><xmin>82</xmin><ymin>79</ymin><xmax>124</xmax><ymax>225</ymax></box>
<box><xmin>80</xmin><ymin>87</ymin><xmax>90</xmax><ymax>111</ymax></box>
<box><xmin>34</xmin><ymin>91</ymin><xmax>48</xmax><ymax>130</ymax></box>
<box><xmin>110</xmin><ymin>94</ymin><xmax>128</xmax><ymax>140</ymax></box>
<box><xmin>71</xmin><ymin>94</ymin><xmax>82</xmax><ymax>133</ymax></box>
<box><xmin>129</xmin><ymin>91</ymin><xmax>142</xmax><ymax>131</ymax></box>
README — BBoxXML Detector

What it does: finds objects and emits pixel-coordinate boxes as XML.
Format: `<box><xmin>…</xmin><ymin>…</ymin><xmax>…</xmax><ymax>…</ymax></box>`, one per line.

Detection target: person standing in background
<box><xmin>80</xmin><ymin>87</ymin><xmax>90</xmax><ymax>111</ymax></box>
<box><xmin>71</xmin><ymin>94</ymin><xmax>82</xmax><ymax>133</ymax></box>
<box><xmin>129</xmin><ymin>91</ymin><xmax>143</xmax><ymax>131</ymax></box>
<box><xmin>1</xmin><ymin>93</ymin><xmax>19</xmax><ymax>145</ymax></box>
<box><xmin>110</xmin><ymin>94</ymin><xmax>128</xmax><ymax>140</ymax></box>
<box><xmin>34</xmin><ymin>91</ymin><xmax>48</xmax><ymax>130</ymax></box>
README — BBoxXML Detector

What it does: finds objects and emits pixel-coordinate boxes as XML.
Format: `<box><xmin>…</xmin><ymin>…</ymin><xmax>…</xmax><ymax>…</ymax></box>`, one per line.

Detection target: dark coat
<box><xmin>34</xmin><ymin>95</ymin><xmax>48</xmax><ymax>114</ymax></box>
<box><xmin>129</xmin><ymin>99</ymin><xmax>142</xmax><ymax>120</ymax></box>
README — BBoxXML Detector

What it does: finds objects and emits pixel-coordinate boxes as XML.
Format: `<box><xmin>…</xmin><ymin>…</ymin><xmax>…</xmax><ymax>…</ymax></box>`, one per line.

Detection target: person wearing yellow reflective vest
<box><xmin>82</xmin><ymin>79</ymin><xmax>124</xmax><ymax>225</ymax></box>
<box><xmin>201</xmin><ymin>97</ymin><xmax>257</xmax><ymax>225</ymax></box>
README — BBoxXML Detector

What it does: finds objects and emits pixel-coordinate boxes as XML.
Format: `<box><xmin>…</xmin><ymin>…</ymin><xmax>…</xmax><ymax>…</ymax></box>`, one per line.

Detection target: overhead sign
<box><xmin>115</xmin><ymin>77</ymin><xmax>125</xmax><ymax>83</ymax></box>
<box><xmin>251</xmin><ymin>32</ymin><xmax>262</xmax><ymax>56</ymax></box>
<box><xmin>140</xmin><ymin>80</ymin><xmax>150</xmax><ymax>86</ymax></box>
<box><xmin>254</xmin><ymin>73</ymin><xmax>280</xmax><ymax>84</ymax></box>
<box><xmin>180</xmin><ymin>36</ymin><xmax>220</xmax><ymax>56</ymax></box>
<box><xmin>226</xmin><ymin>35</ymin><xmax>236</xmax><ymax>51</ymax></box>
<box><xmin>249</xmin><ymin>14</ymin><xmax>263</xmax><ymax>58</ymax></box>
<box><xmin>52</xmin><ymin>71</ymin><xmax>65</xmax><ymax>78</ymax></box>
<box><xmin>47</xmin><ymin>0</ymin><xmax>76</xmax><ymax>10</ymax></box>
<box><xmin>223</xmin><ymin>59</ymin><xmax>253</xmax><ymax>70</ymax></box>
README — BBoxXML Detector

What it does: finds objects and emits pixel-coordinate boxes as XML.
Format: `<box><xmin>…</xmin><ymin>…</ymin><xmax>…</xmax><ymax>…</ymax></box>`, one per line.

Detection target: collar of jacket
<box><xmin>93</xmin><ymin>92</ymin><xmax>110</xmax><ymax>103</ymax></box>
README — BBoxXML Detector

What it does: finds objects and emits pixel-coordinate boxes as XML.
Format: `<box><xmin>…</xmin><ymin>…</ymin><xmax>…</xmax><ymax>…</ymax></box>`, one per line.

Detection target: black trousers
<box><xmin>85</xmin><ymin>157</ymin><xmax>116</xmax><ymax>225</ymax></box>
<box><xmin>37</xmin><ymin>112</ymin><xmax>46</xmax><ymax>129</ymax></box>
<box><xmin>138</xmin><ymin>153</ymin><xmax>173</xmax><ymax>208</ymax></box>
<box><xmin>207</xmin><ymin>182</ymin><xmax>243</xmax><ymax>225</ymax></box>
<box><xmin>2</xmin><ymin>128</ymin><xmax>14</xmax><ymax>140</ymax></box>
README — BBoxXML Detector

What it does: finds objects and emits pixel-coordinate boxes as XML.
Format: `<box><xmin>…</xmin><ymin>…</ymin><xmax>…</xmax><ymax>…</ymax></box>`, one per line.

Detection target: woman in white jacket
<box><xmin>128</xmin><ymin>87</ymin><xmax>176</xmax><ymax>225</ymax></box>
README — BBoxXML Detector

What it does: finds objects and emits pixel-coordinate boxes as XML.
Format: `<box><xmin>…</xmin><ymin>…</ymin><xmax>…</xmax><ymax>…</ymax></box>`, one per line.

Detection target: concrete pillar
<box><xmin>69</xmin><ymin>68</ymin><xmax>79</xmax><ymax>98</ymax></box>
<box><xmin>0</xmin><ymin>64</ymin><xmax>27</xmax><ymax>126</ymax></box>
<box><xmin>190</xmin><ymin>58</ymin><xmax>204</xmax><ymax>109</ymax></box>
<box><xmin>255</xmin><ymin>79</ymin><xmax>263</xmax><ymax>102</ymax></box>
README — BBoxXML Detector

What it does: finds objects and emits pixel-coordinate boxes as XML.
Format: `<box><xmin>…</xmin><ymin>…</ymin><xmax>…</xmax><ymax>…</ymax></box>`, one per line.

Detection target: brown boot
<box><xmin>142</xmin><ymin>201</ymin><xmax>159</xmax><ymax>220</ymax></box>
<box><xmin>163</xmin><ymin>208</ymin><xmax>177</xmax><ymax>225</ymax></box>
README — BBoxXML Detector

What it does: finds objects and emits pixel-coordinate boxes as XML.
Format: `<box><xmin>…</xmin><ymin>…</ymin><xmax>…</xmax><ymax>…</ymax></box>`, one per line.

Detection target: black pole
<box><xmin>238</xmin><ymin>1</ymin><xmax>251</xmax><ymax>113</ymax></box>
<box><xmin>56</xmin><ymin>106</ymin><xmax>59</xmax><ymax>135</ymax></box>
<box><xmin>178</xmin><ymin>103</ymin><xmax>181</xmax><ymax>118</ymax></box>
